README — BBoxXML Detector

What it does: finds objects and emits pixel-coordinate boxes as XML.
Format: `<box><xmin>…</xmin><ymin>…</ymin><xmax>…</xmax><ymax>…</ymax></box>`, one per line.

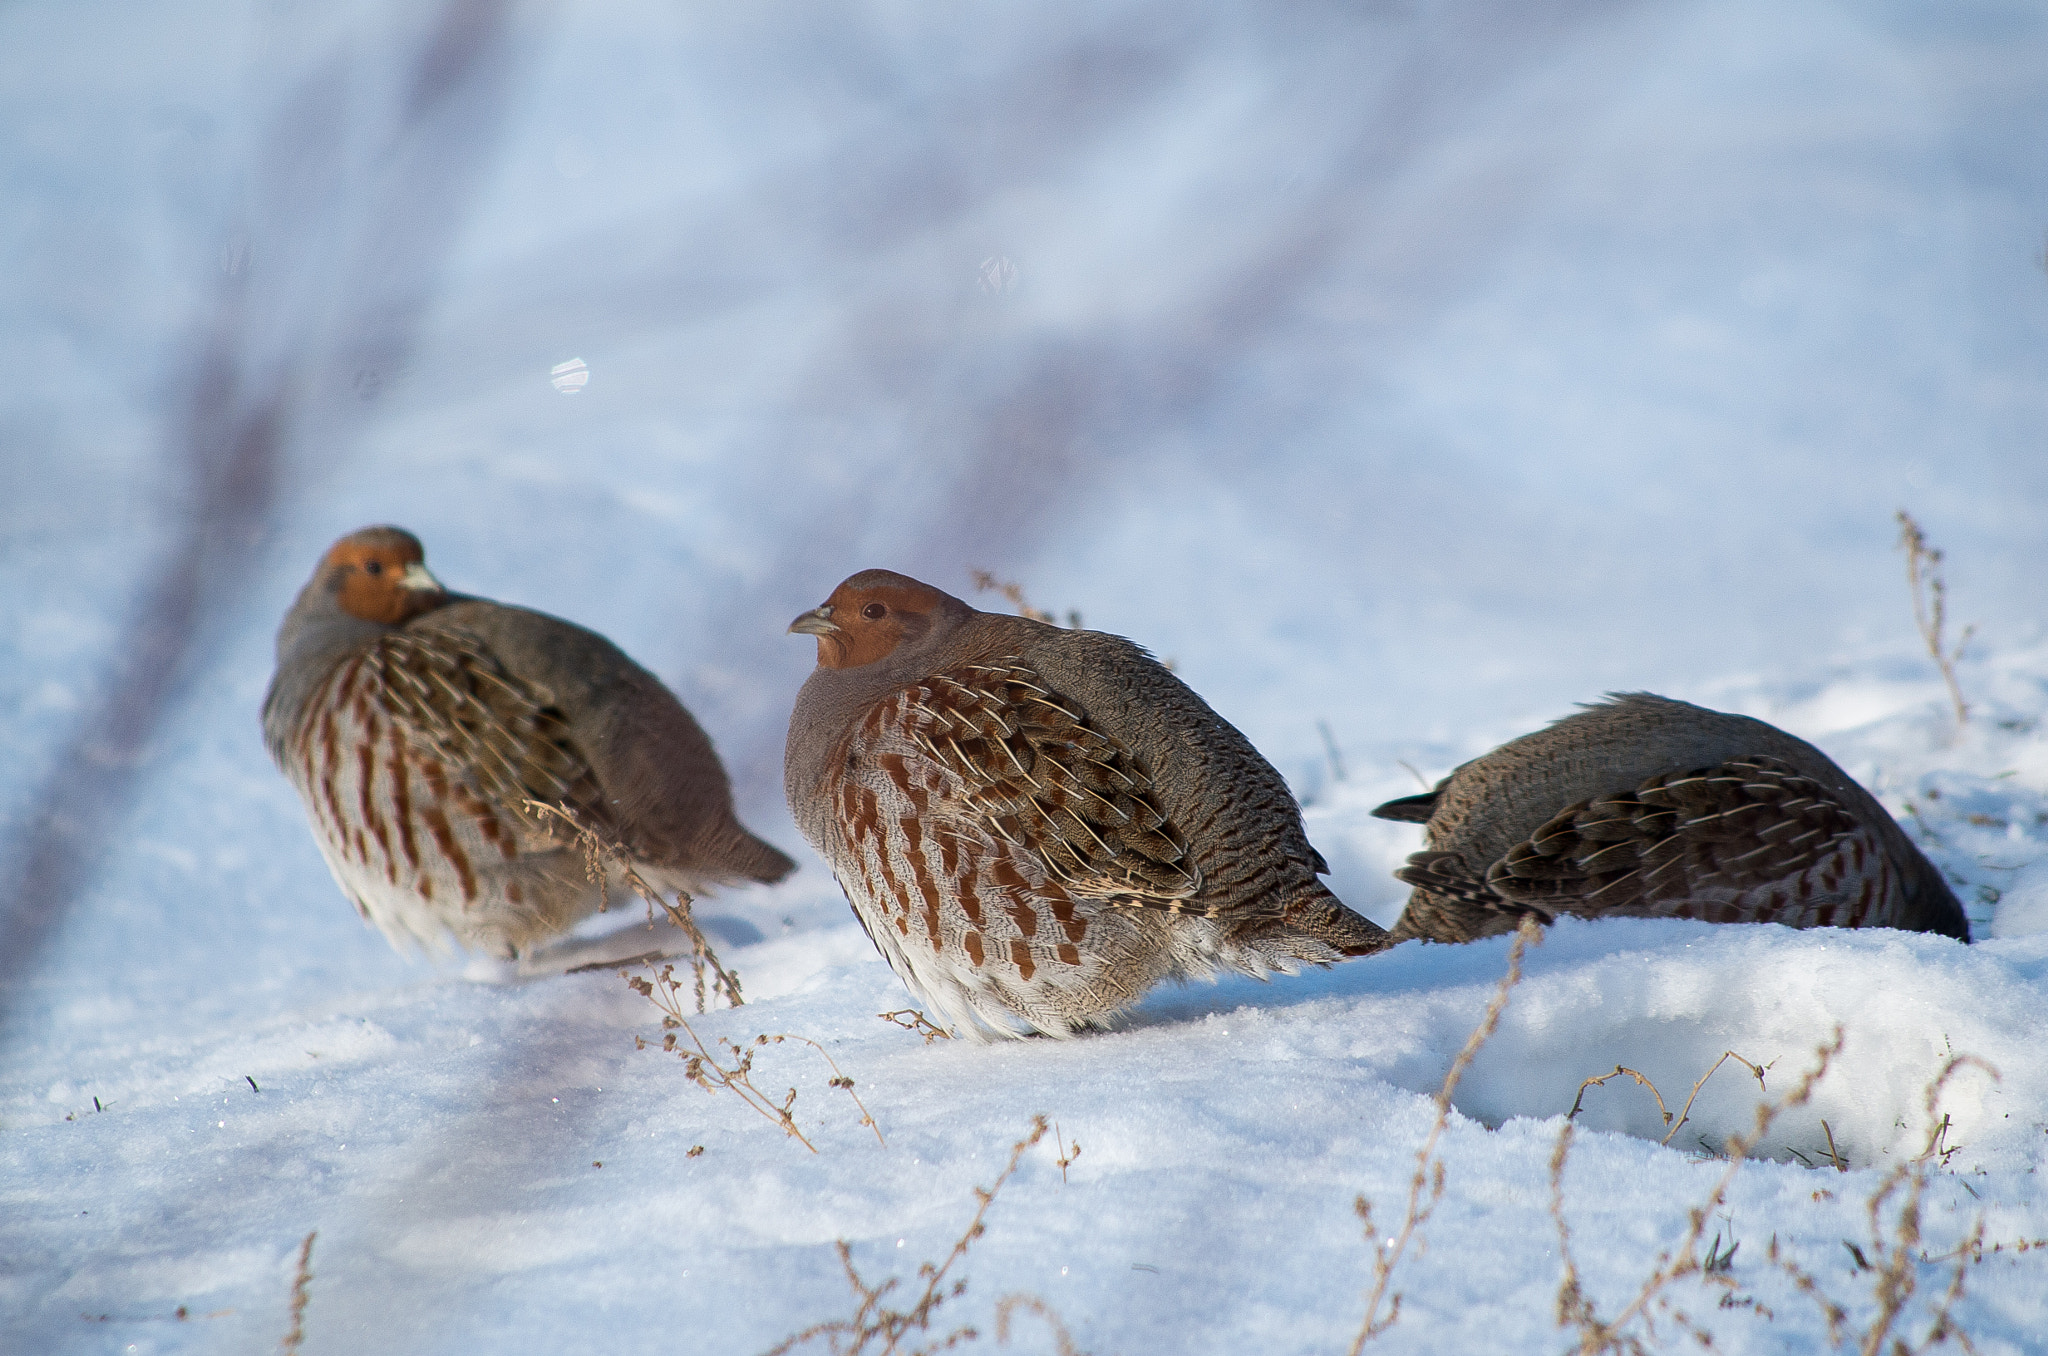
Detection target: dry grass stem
<box><xmin>1347</xmin><ymin>916</ymin><xmax>1542</xmax><ymax>1352</ymax></box>
<box><xmin>627</xmin><ymin>964</ymin><xmax>883</xmax><ymax>1153</ymax></box>
<box><xmin>1823</xmin><ymin>1119</ymin><xmax>1847</xmax><ymax>1172</ymax></box>
<box><xmin>1773</xmin><ymin>1054</ymin><xmax>2000</xmax><ymax>1356</ymax></box>
<box><xmin>880</xmin><ymin>1009</ymin><xmax>954</xmax><ymax>1044</ymax></box>
<box><xmin>1567</xmin><ymin>1051</ymin><xmax>1770</xmax><ymax>1149</ymax></box>
<box><xmin>1557</xmin><ymin>1043</ymin><xmax>2009</xmax><ymax>1355</ymax></box>
<box><xmin>1552</xmin><ymin>1027</ymin><xmax>1845</xmax><ymax>1355</ymax></box>
<box><xmin>524</xmin><ymin>799</ymin><xmax>743</xmax><ymax>1011</ymax></box>
<box><xmin>1052</xmin><ymin>1123</ymin><xmax>1081</xmax><ymax>1184</ymax></box>
<box><xmin>767</xmin><ymin>1117</ymin><xmax>1061</xmax><ymax>1356</ymax></box>
<box><xmin>969</xmin><ymin>571</ymin><xmax>1080</xmax><ymax>629</ymax></box>
<box><xmin>993</xmin><ymin>1294</ymin><xmax>1088</xmax><ymax>1354</ymax></box>
<box><xmin>1895</xmin><ymin>511</ymin><xmax>1975</xmax><ymax>727</ymax></box>
<box><xmin>279</xmin><ymin>1229</ymin><xmax>315</xmax><ymax>1355</ymax></box>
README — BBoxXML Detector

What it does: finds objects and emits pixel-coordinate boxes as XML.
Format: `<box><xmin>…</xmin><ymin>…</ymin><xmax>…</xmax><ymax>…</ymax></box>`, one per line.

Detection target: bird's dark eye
<box><xmin>861</xmin><ymin>602</ymin><xmax>887</xmax><ymax>620</ymax></box>
<box><xmin>364</xmin><ymin>561</ymin><xmax>384</xmax><ymax>576</ymax></box>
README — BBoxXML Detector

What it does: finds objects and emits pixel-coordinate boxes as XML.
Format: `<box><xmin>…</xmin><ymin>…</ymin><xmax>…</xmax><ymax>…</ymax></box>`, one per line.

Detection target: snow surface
<box><xmin>4</xmin><ymin>1</ymin><xmax>2047</xmax><ymax>1352</ymax></box>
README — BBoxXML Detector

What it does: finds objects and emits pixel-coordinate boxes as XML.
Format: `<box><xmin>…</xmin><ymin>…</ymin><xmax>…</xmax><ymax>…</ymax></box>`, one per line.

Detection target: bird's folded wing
<box><xmin>1482</xmin><ymin>755</ymin><xmax>1888</xmax><ymax>922</ymax></box>
<box><xmin>1391</xmin><ymin>849</ymin><xmax>1503</xmax><ymax>911</ymax></box>
<box><xmin>363</xmin><ymin>630</ymin><xmax>608</xmax><ymax>841</ymax></box>
<box><xmin>900</xmin><ymin>657</ymin><xmax>1205</xmax><ymax>912</ymax></box>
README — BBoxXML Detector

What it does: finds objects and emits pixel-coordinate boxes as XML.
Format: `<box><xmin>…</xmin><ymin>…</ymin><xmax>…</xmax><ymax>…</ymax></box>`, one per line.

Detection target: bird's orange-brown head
<box><xmin>788</xmin><ymin>570</ymin><xmax>961</xmax><ymax>670</ymax></box>
<box><xmin>318</xmin><ymin>526</ymin><xmax>447</xmax><ymax>626</ymax></box>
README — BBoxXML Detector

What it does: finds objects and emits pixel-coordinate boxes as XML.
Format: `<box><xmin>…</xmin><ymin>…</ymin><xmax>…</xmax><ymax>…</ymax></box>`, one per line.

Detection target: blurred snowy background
<box><xmin>3</xmin><ymin>1</ymin><xmax>2045</xmax><ymax>1352</ymax></box>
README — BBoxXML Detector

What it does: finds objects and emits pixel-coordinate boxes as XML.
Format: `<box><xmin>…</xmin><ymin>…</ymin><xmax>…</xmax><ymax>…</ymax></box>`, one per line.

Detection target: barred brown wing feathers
<box><xmin>364</xmin><ymin>631</ymin><xmax>606</xmax><ymax>841</ymax></box>
<box><xmin>1487</xmin><ymin>756</ymin><xmax>1891</xmax><ymax>924</ymax></box>
<box><xmin>904</xmin><ymin>658</ymin><xmax>1204</xmax><ymax>912</ymax></box>
<box><xmin>1394</xmin><ymin>850</ymin><xmax>1523</xmax><ymax>914</ymax></box>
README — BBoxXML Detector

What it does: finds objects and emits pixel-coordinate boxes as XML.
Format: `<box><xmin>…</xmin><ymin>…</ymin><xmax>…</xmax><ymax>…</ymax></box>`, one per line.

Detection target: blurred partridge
<box><xmin>1372</xmin><ymin>693</ymin><xmax>1968</xmax><ymax>943</ymax></box>
<box><xmin>263</xmin><ymin>526</ymin><xmax>793</xmax><ymax>960</ymax></box>
<box><xmin>784</xmin><ymin>570</ymin><xmax>1389</xmax><ymax>1040</ymax></box>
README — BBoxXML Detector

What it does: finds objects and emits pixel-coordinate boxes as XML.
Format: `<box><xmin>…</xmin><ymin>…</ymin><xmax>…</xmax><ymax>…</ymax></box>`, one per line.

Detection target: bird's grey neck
<box><xmin>785</xmin><ymin>644</ymin><xmax>939</xmax><ymax>823</ymax></box>
<box><xmin>263</xmin><ymin>601</ymin><xmax>391</xmax><ymax>751</ymax></box>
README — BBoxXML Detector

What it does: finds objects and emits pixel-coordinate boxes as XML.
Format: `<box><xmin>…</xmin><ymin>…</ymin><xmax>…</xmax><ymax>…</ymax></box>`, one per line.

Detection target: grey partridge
<box><xmin>1372</xmin><ymin>693</ymin><xmax>1968</xmax><ymax>943</ymax></box>
<box><xmin>783</xmin><ymin>569</ymin><xmax>1388</xmax><ymax>1040</ymax></box>
<box><xmin>263</xmin><ymin>526</ymin><xmax>794</xmax><ymax>960</ymax></box>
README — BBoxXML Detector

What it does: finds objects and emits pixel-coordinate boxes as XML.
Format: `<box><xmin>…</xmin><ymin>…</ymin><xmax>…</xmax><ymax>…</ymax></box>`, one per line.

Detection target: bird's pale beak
<box><xmin>788</xmin><ymin>605</ymin><xmax>840</xmax><ymax>637</ymax></box>
<box><xmin>399</xmin><ymin>562</ymin><xmax>445</xmax><ymax>593</ymax></box>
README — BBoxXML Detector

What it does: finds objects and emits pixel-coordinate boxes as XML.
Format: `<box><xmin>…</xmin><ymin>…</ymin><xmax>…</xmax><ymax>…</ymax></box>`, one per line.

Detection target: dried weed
<box><xmin>880</xmin><ymin>1009</ymin><xmax>954</xmax><ymax>1044</ymax></box>
<box><xmin>1551</xmin><ymin>1028</ymin><xmax>1845</xmax><ymax>1354</ymax></box>
<box><xmin>1566</xmin><ymin>1051</ymin><xmax>1771</xmax><ymax>1149</ymax></box>
<box><xmin>525</xmin><ymin>799</ymin><xmax>742</xmax><ymax>1011</ymax></box>
<box><xmin>1549</xmin><ymin>1032</ymin><xmax>2015</xmax><ymax>1355</ymax></box>
<box><xmin>767</xmin><ymin>1117</ymin><xmax>1082</xmax><ymax>1355</ymax></box>
<box><xmin>1347</xmin><ymin>916</ymin><xmax>1542</xmax><ymax>1350</ymax></box>
<box><xmin>279</xmin><ymin>1229</ymin><xmax>315</xmax><ymax>1355</ymax></box>
<box><xmin>1769</xmin><ymin>1054</ymin><xmax>2001</xmax><ymax>1355</ymax></box>
<box><xmin>992</xmin><ymin>1294</ymin><xmax>1087</xmax><ymax>1355</ymax></box>
<box><xmin>969</xmin><ymin>571</ymin><xmax>1081</xmax><ymax>630</ymax></box>
<box><xmin>1895</xmin><ymin>511</ymin><xmax>1974</xmax><ymax>728</ymax></box>
<box><xmin>627</xmin><ymin>964</ymin><xmax>882</xmax><ymax>1154</ymax></box>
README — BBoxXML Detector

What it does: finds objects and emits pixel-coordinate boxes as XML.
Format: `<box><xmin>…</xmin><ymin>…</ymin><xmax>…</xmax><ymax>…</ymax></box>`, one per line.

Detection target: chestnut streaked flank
<box><xmin>784</xmin><ymin>568</ymin><xmax>1388</xmax><ymax>1040</ymax></box>
<box><xmin>1373</xmin><ymin>692</ymin><xmax>1969</xmax><ymax>944</ymax></box>
<box><xmin>263</xmin><ymin>525</ymin><xmax>793</xmax><ymax>959</ymax></box>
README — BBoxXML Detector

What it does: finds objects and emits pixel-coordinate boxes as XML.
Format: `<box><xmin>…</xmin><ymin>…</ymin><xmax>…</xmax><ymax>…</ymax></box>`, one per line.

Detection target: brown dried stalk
<box><xmin>628</xmin><ymin>964</ymin><xmax>883</xmax><ymax>1153</ymax></box>
<box><xmin>279</xmin><ymin>1229</ymin><xmax>316</xmax><ymax>1355</ymax></box>
<box><xmin>1912</xmin><ymin>1216</ymin><xmax>1987</xmax><ymax>1356</ymax></box>
<box><xmin>1823</xmin><ymin>1119</ymin><xmax>1848</xmax><ymax>1172</ymax></box>
<box><xmin>1348</xmin><ymin>916</ymin><xmax>1542</xmax><ymax>1351</ymax></box>
<box><xmin>767</xmin><ymin>1117</ymin><xmax>1056</xmax><ymax>1356</ymax></box>
<box><xmin>1774</xmin><ymin>1054</ymin><xmax>2000</xmax><ymax>1356</ymax></box>
<box><xmin>880</xmin><ymin>1010</ymin><xmax>954</xmax><ymax>1044</ymax></box>
<box><xmin>1052</xmin><ymin>1123</ymin><xmax>1081</xmax><ymax>1184</ymax></box>
<box><xmin>1769</xmin><ymin>1237</ymin><xmax>1850</xmax><ymax>1346</ymax></box>
<box><xmin>524</xmin><ymin>799</ymin><xmax>742</xmax><ymax>1011</ymax></box>
<box><xmin>1958</xmin><ymin>1232</ymin><xmax>2048</xmax><ymax>1263</ymax></box>
<box><xmin>1567</xmin><ymin>1051</ymin><xmax>1770</xmax><ymax>1149</ymax></box>
<box><xmin>993</xmin><ymin>1294</ymin><xmax>1088</xmax><ymax>1354</ymax></box>
<box><xmin>1895</xmin><ymin>511</ymin><xmax>1975</xmax><ymax>728</ymax></box>
<box><xmin>968</xmin><ymin>571</ymin><xmax>1080</xmax><ymax>629</ymax></box>
<box><xmin>1552</xmin><ymin>1027</ymin><xmax>1845</xmax><ymax>1355</ymax></box>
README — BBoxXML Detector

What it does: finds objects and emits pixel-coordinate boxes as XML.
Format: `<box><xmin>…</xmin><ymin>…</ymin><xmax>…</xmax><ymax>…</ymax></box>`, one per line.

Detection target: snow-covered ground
<box><xmin>3</xmin><ymin>1</ymin><xmax>2046</xmax><ymax>1352</ymax></box>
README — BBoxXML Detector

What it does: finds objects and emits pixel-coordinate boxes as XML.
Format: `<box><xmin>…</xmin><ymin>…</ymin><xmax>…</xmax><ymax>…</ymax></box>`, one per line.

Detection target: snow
<box><xmin>4</xmin><ymin>0</ymin><xmax>2047</xmax><ymax>1352</ymax></box>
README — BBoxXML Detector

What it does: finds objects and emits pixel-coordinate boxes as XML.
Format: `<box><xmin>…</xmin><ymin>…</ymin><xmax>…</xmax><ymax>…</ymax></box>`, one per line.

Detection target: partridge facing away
<box><xmin>783</xmin><ymin>569</ymin><xmax>1389</xmax><ymax>1040</ymax></box>
<box><xmin>263</xmin><ymin>526</ymin><xmax>794</xmax><ymax>960</ymax></box>
<box><xmin>1372</xmin><ymin>693</ymin><xmax>1968</xmax><ymax>944</ymax></box>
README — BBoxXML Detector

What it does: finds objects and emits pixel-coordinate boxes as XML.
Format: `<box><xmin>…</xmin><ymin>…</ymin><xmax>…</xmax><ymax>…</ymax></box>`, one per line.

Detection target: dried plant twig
<box><xmin>628</xmin><ymin>964</ymin><xmax>883</xmax><ymax>1152</ymax></box>
<box><xmin>1567</xmin><ymin>1052</ymin><xmax>1769</xmax><ymax>1148</ymax></box>
<box><xmin>1552</xmin><ymin>1027</ymin><xmax>1845</xmax><ymax>1354</ymax></box>
<box><xmin>880</xmin><ymin>1010</ymin><xmax>954</xmax><ymax>1044</ymax></box>
<box><xmin>993</xmin><ymin>1294</ymin><xmax>1088</xmax><ymax>1354</ymax></box>
<box><xmin>525</xmin><ymin>799</ymin><xmax>742</xmax><ymax>1011</ymax></box>
<box><xmin>768</xmin><ymin>1117</ymin><xmax>1057</xmax><ymax>1355</ymax></box>
<box><xmin>1773</xmin><ymin>1054</ymin><xmax>2001</xmax><ymax>1356</ymax></box>
<box><xmin>1822</xmin><ymin>1120</ymin><xmax>1847</xmax><ymax>1172</ymax></box>
<box><xmin>1567</xmin><ymin>1067</ymin><xmax>1670</xmax><ymax>1130</ymax></box>
<box><xmin>1895</xmin><ymin>511</ymin><xmax>1974</xmax><ymax>727</ymax></box>
<box><xmin>1052</xmin><ymin>1123</ymin><xmax>1081</xmax><ymax>1184</ymax></box>
<box><xmin>279</xmin><ymin>1229</ymin><xmax>316</xmax><ymax>1355</ymax></box>
<box><xmin>1348</xmin><ymin>916</ymin><xmax>1541</xmax><ymax>1351</ymax></box>
<box><xmin>969</xmin><ymin>571</ymin><xmax>1074</xmax><ymax>627</ymax></box>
